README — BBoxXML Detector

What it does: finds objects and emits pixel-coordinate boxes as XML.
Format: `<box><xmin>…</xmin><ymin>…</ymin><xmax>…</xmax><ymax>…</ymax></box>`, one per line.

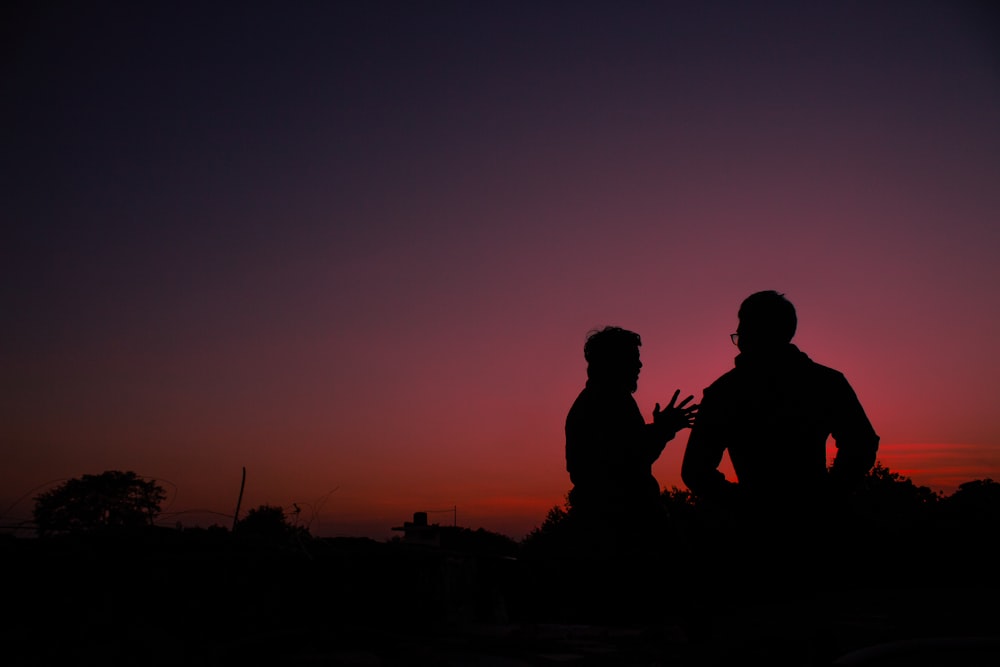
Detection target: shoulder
<box><xmin>566</xmin><ymin>387</ymin><xmax>592</xmax><ymax>417</ymax></box>
<box><xmin>702</xmin><ymin>368</ymin><xmax>740</xmax><ymax>398</ymax></box>
<box><xmin>796</xmin><ymin>358</ymin><xmax>862</xmax><ymax>402</ymax></box>
<box><xmin>802</xmin><ymin>358</ymin><xmax>849</xmax><ymax>384</ymax></box>
<box><xmin>566</xmin><ymin>385</ymin><xmax>623</xmax><ymax>418</ymax></box>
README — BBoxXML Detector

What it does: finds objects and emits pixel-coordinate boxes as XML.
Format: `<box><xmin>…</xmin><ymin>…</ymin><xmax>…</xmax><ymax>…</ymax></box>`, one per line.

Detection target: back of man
<box><xmin>566</xmin><ymin>382</ymin><xmax>663</xmax><ymax>520</ymax></box>
<box><xmin>681</xmin><ymin>291</ymin><xmax>879</xmax><ymax>581</ymax></box>
<box><xmin>688</xmin><ymin>346</ymin><xmax>877</xmax><ymax>510</ymax></box>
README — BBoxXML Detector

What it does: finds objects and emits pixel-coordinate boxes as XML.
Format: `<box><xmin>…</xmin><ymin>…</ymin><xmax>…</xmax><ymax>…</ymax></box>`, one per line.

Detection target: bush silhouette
<box><xmin>235</xmin><ymin>504</ymin><xmax>309</xmax><ymax>544</ymax></box>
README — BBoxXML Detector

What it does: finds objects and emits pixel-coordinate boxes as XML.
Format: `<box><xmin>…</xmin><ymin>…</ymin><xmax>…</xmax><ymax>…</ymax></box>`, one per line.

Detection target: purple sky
<box><xmin>3</xmin><ymin>1</ymin><xmax>999</xmax><ymax>540</ymax></box>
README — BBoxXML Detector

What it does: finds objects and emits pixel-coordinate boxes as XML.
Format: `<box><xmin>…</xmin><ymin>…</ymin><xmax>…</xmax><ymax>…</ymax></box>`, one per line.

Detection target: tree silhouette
<box><xmin>660</xmin><ymin>485</ymin><xmax>698</xmax><ymax>525</ymax></box>
<box><xmin>852</xmin><ymin>461</ymin><xmax>941</xmax><ymax>533</ymax></box>
<box><xmin>235</xmin><ymin>504</ymin><xmax>309</xmax><ymax>543</ymax></box>
<box><xmin>523</xmin><ymin>487</ymin><xmax>702</xmax><ymax>558</ymax></box>
<box><xmin>935</xmin><ymin>478</ymin><xmax>1000</xmax><ymax>577</ymax></box>
<box><xmin>941</xmin><ymin>478</ymin><xmax>1000</xmax><ymax>523</ymax></box>
<box><xmin>519</xmin><ymin>497</ymin><xmax>572</xmax><ymax>558</ymax></box>
<box><xmin>33</xmin><ymin>470</ymin><xmax>166</xmax><ymax>536</ymax></box>
<box><xmin>658</xmin><ymin>485</ymin><xmax>704</xmax><ymax>556</ymax></box>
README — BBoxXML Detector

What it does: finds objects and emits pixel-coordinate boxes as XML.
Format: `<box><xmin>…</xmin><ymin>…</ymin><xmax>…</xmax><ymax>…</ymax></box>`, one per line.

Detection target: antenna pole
<box><xmin>232</xmin><ymin>466</ymin><xmax>246</xmax><ymax>532</ymax></box>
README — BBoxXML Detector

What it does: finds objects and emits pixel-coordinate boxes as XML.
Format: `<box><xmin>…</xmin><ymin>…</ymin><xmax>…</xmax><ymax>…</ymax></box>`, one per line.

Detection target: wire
<box><xmin>0</xmin><ymin>478</ymin><xmax>69</xmax><ymax>521</ymax></box>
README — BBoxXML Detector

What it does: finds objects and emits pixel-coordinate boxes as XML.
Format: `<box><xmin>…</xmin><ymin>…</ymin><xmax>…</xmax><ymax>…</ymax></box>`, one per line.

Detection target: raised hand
<box><xmin>653</xmin><ymin>389</ymin><xmax>699</xmax><ymax>434</ymax></box>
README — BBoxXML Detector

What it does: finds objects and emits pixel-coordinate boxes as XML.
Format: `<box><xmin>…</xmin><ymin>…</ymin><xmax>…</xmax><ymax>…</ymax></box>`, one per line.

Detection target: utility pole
<box><xmin>425</xmin><ymin>505</ymin><xmax>458</xmax><ymax>527</ymax></box>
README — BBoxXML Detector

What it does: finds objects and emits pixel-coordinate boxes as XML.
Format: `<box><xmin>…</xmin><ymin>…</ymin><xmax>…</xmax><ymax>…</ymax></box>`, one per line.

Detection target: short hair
<box><xmin>738</xmin><ymin>291</ymin><xmax>797</xmax><ymax>343</ymax></box>
<box><xmin>584</xmin><ymin>326</ymin><xmax>641</xmax><ymax>366</ymax></box>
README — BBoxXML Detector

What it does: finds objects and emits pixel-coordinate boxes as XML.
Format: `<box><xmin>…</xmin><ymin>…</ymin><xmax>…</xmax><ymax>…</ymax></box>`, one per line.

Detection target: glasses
<box><xmin>730</xmin><ymin>333</ymin><xmax>739</xmax><ymax>346</ymax></box>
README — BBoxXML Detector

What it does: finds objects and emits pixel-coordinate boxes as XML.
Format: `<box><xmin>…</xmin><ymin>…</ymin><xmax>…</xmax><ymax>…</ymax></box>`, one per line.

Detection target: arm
<box><xmin>828</xmin><ymin>374</ymin><xmax>880</xmax><ymax>490</ymax></box>
<box><xmin>680</xmin><ymin>388</ymin><xmax>736</xmax><ymax>499</ymax></box>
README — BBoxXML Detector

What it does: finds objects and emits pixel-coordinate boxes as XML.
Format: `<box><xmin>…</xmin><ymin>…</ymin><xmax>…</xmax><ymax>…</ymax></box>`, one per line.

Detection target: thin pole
<box><xmin>232</xmin><ymin>466</ymin><xmax>246</xmax><ymax>532</ymax></box>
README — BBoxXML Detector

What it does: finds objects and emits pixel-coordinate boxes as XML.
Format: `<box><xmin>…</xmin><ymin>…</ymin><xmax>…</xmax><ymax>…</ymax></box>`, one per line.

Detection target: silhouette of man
<box><xmin>680</xmin><ymin>291</ymin><xmax>879</xmax><ymax>588</ymax></box>
<box><xmin>565</xmin><ymin>326</ymin><xmax>697</xmax><ymax>559</ymax></box>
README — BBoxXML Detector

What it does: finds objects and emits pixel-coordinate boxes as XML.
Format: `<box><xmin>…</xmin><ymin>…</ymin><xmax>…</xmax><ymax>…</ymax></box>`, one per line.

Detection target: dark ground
<box><xmin>3</xmin><ymin>533</ymin><xmax>999</xmax><ymax>667</ymax></box>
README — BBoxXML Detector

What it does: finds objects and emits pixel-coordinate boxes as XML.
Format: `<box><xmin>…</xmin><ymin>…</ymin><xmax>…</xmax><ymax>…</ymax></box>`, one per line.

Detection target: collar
<box><xmin>734</xmin><ymin>343</ymin><xmax>811</xmax><ymax>371</ymax></box>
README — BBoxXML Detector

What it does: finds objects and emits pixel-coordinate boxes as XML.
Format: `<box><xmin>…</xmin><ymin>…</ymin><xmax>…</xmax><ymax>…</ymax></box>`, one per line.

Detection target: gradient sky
<box><xmin>3</xmin><ymin>1</ymin><xmax>999</xmax><ymax>540</ymax></box>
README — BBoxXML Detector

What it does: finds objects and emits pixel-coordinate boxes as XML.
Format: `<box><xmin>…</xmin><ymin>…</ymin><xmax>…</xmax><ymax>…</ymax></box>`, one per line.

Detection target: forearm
<box><xmin>642</xmin><ymin>423</ymin><xmax>672</xmax><ymax>463</ymax></box>
<box><xmin>681</xmin><ymin>458</ymin><xmax>731</xmax><ymax>497</ymax></box>
<box><xmin>681</xmin><ymin>445</ymin><xmax>732</xmax><ymax>498</ymax></box>
<box><xmin>831</xmin><ymin>432</ymin><xmax>880</xmax><ymax>482</ymax></box>
<box><xmin>830</xmin><ymin>378</ymin><xmax>880</xmax><ymax>481</ymax></box>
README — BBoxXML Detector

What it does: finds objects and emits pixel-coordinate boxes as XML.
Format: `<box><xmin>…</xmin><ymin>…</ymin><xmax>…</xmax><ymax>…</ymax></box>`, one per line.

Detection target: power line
<box><xmin>424</xmin><ymin>505</ymin><xmax>457</xmax><ymax>526</ymax></box>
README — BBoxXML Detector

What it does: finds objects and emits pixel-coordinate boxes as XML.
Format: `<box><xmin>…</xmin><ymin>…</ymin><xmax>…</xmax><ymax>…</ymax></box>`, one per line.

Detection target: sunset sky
<box><xmin>3</xmin><ymin>1</ymin><xmax>999</xmax><ymax>540</ymax></box>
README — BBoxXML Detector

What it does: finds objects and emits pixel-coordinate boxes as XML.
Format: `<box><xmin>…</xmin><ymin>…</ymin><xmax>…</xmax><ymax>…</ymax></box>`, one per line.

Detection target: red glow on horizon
<box><xmin>2</xmin><ymin>2</ymin><xmax>998</xmax><ymax>545</ymax></box>
<box><xmin>870</xmin><ymin>443</ymin><xmax>999</xmax><ymax>496</ymax></box>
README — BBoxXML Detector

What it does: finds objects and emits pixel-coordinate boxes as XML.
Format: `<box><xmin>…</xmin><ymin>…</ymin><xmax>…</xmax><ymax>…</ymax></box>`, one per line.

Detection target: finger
<box><xmin>654</xmin><ymin>402</ymin><xmax>661</xmax><ymax>414</ymax></box>
<box><xmin>677</xmin><ymin>395</ymin><xmax>695</xmax><ymax>408</ymax></box>
<box><xmin>666</xmin><ymin>389</ymin><xmax>680</xmax><ymax>408</ymax></box>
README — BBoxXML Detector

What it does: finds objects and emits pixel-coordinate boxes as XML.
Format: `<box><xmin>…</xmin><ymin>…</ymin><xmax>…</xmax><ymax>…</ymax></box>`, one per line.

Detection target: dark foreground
<box><xmin>3</xmin><ymin>533</ymin><xmax>999</xmax><ymax>667</ymax></box>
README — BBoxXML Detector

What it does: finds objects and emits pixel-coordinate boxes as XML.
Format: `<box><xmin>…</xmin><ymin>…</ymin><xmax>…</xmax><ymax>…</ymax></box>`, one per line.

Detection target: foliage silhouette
<box><xmin>521</xmin><ymin>463</ymin><xmax>1000</xmax><ymax>596</ymax></box>
<box><xmin>660</xmin><ymin>485</ymin><xmax>697</xmax><ymax>523</ymax></box>
<box><xmin>435</xmin><ymin>525</ymin><xmax>519</xmax><ymax>557</ymax></box>
<box><xmin>235</xmin><ymin>504</ymin><xmax>310</xmax><ymax>544</ymax></box>
<box><xmin>933</xmin><ymin>477</ymin><xmax>1000</xmax><ymax>575</ymax></box>
<box><xmin>4</xmin><ymin>463</ymin><xmax>998</xmax><ymax>664</ymax></box>
<box><xmin>940</xmin><ymin>477</ymin><xmax>1000</xmax><ymax>521</ymax></box>
<box><xmin>519</xmin><ymin>497</ymin><xmax>571</xmax><ymax>557</ymax></box>
<box><xmin>849</xmin><ymin>461</ymin><xmax>941</xmax><ymax>536</ymax></box>
<box><xmin>32</xmin><ymin>470</ymin><xmax>166</xmax><ymax>537</ymax></box>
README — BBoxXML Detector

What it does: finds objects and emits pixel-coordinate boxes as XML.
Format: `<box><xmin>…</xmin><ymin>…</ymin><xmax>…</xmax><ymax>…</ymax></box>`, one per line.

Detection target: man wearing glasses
<box><xmin>680</xmin><ymin>291</ymin><xmax>879</xmax><ymax>591</ymax></box>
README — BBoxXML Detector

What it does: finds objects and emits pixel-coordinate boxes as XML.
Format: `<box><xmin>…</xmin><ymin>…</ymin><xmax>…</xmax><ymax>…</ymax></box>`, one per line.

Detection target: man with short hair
<box><xmin>682</xmin><ymin>291</ymin><xmax>879</xmax><ymax>505</ymax></box>
<box><xmin>680</xmin><ymin>291</ymin><xmax>880</xmax><ymax>591</ymax></box>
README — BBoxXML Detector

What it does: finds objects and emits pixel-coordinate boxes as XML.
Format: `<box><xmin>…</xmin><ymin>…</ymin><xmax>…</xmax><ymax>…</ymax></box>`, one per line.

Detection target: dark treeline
<box><xmin>525</xmin><ymin>462</ymin><xmax>999</xmax><ymax>572</ymax></box>
<box><xmin>3</xmin><ymin>465</ymin><xmax>999</xmax><ymax>666</ymax></box>
<box><xmin>519</xmin><ymin>463</ymin><xmax>999</xmax><ymax>617</ymax></box>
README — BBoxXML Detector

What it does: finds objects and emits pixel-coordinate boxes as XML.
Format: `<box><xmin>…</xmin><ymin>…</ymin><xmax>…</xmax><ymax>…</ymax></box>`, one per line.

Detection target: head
<box><xmin>583</xmin><ymin>326</ymin><xmax>642</xmax><ymax>392</ymax></box>
<box><xmin>735</xmin><ymin>290</ymin><xmax>797</xmax><ymax>354</ymax></box>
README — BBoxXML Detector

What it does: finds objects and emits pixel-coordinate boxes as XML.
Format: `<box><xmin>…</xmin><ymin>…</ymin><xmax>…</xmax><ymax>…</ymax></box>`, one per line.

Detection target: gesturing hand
<box><xmin>653</xmin><ymin>389</ymin><xmax>699</xmax><ymax>434</ymax></box>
